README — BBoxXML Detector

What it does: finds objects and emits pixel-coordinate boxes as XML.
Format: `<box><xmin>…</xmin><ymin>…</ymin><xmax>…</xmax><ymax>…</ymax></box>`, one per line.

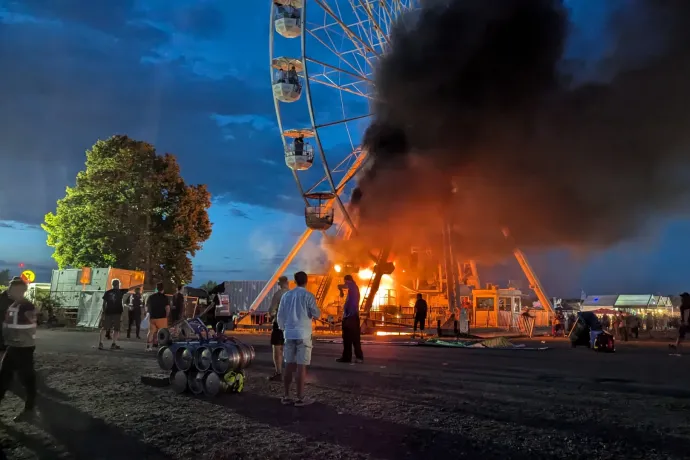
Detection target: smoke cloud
<box><xmin>351</xmin><ymin>0</ymin><xmax>690</xmax><ymax>262</ymax></box>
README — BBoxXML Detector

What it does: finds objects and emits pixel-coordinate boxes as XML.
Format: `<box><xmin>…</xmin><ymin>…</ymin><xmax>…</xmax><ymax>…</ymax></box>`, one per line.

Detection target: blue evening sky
<box><xmin>1</xmin><ymin>0</ymin><xmax>688</xmax><ymax>296</ymax></box>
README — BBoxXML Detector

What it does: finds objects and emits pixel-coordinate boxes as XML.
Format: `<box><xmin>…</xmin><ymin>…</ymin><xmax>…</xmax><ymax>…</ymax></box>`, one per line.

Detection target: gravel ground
<box><xmin>0</xmin><ymin>330</ymin><xmax>689</xmax><ymax>460</ymax></box>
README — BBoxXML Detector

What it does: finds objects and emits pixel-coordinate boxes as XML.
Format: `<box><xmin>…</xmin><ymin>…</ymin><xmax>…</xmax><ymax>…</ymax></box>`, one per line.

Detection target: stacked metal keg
<box><xmin>155</xmin><ymin>319</ymin><xmax>255</xmax><ymax>396</ymax></box>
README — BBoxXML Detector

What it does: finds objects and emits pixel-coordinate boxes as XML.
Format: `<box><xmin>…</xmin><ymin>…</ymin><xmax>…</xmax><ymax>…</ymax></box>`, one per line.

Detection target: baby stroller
<box><xmin>569</xmin><ymin>312</ymin><xmax>604</xmax><ymax>349</ymax></box>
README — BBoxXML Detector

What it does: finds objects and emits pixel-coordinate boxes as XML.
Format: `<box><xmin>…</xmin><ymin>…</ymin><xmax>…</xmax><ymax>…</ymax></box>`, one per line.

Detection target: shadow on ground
<box><xmin>209</xmin><ymin>391</ymin><xmax>550</xmax><ymax>460</ymax></box>
<box><xmin>1</xmin><ymin>378</ymin><xmax>170</xmax><ymax>459</ymax></box>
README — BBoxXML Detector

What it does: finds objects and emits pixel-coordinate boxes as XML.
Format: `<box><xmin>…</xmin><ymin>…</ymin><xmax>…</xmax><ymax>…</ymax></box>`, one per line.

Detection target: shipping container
<box><xmin>50</xmin><ymin>267</ymin><xmax>145</xmax><ymax>308</ymax></box>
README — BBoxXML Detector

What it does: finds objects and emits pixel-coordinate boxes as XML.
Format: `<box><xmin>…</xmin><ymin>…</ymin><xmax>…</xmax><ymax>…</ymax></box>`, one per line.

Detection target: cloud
<box><xmin>193</xmin><ymin>266</ymin><xmax>245</xmax><ymax>274</ymax></box>
<box><xmin>0</xmin><ymin>1</ymin><xmax>299</xmax><ymax>225</ymax></box>
<box><xmin>228</xmin><ymin>207</ymin><xmax>250</xmax><ymax>220</ymax></box>
<box><xmin>0</xmin><ymin>221</ymin><xmax>39</xmax><ymax>230</ymax></box>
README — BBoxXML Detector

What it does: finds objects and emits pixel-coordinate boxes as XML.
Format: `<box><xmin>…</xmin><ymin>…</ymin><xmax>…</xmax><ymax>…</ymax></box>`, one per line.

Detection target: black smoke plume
<box><xmin>351</xmin><ymin>0</ymin><xmax>690</xmax><ymax>262</ymax></box>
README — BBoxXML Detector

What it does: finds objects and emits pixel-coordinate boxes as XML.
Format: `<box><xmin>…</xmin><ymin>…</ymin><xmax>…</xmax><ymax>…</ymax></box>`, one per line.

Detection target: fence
<box><xmin>45</xmin><ymin>289</ymin><xmax>105</xmax><ymax>328</ymax></box>
<box><xmin>49</xmin><ymin>290</ymin><xmax>201</xmax><ymax>329</ymax></box>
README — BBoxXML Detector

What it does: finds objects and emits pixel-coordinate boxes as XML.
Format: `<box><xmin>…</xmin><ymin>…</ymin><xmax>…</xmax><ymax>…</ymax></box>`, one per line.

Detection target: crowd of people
<box><xmin>98</xmin><ymin>280</ymin><xmax>186</xmax><ymax>351</ymax></box>
<box><xmin>3</xmin><ymin>272</ymin><xmax>689</xmax><ymax>416</ymax></box>
<box><xmin>266</xmin><ymin>271</ymin><xmax>386</xmax><ymax>406</ymax></box>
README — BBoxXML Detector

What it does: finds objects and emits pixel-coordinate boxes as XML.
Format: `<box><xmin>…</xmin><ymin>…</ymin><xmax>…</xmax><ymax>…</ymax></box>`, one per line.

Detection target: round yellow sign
<box><xmin>20</xmin><ymin>270</ymin><xmax>36</xmax><ymax>283</ymax></box>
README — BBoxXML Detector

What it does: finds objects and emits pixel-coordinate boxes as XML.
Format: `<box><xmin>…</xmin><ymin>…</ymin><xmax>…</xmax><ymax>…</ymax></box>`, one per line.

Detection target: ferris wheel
<box><xmin>246</xmin><ymin>0</ymin><xmax>555</xmax><ymax>319</ymax></box>
<box><xmin>270</xmin><ymin>0</ymin><xmax>418</xmax><ymax>228</ymax></box>
<box><xmin>247</xmin><ymin>0</ymin><xmax>419</xmax><ymax>309</ymax></box>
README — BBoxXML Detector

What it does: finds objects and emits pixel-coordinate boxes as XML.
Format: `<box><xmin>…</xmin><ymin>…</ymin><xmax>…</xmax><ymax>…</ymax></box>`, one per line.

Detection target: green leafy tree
<box><xmin>0</xmin><ymin>269</ymin><xmax>10</xmax><ymax>286</ymax></box>
<box><xmin>42</xmin><ymin>135</ymin><xmax>212</xmax><ymax>287</ymax></box>
<box><xmin>200</xmin><ymin>280</ymin><xmax>218</xmax><ymax>293</ymax></box>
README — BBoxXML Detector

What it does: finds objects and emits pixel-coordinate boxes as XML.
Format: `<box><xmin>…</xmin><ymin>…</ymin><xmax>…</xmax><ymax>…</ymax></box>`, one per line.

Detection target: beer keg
<box><xmin>157</xmin><ymin>346</ymin><xmax>174</xmax><ymax>371</ymax></box>
<box><xmin>178</xmin><ymin>323</ymin><xmax>196</xmax><ymax>341</ymax></box>
<box><xmin>211</xmin><ymin>343</ymin><xmax>240</xmax><ymax>374</ymax></box>
<box><xmin>174</xmin><ymin>344</ymin><xmax>195</xmax><ymax>371</ymax></box>
<box><xmin>194</xmin><ymin>346</ymin><xmax>212</xmax><ymax>371</ymax></box>
<box><xmin>202</xmin><ymin>371</ymin><xmax>221</xmax><ymax>397</ymax></box>
<box><xmin>236</xmin><ymin>342</ymin><xmax>253</xmax><ymax>369</ymax></box>
<box><xmin>187</xmin><ymin>370</ymin><xmax>204</xmax><ymax>395</ymax></box>
<box><xmin>169</xmin><ymin>370</ymin><xmax>187</xmax><ymax>394</ymax></box>
<box><xmin>157</xmin><ymin>328</ymin><xmax>173</xmax><ymax>346</ymax></box>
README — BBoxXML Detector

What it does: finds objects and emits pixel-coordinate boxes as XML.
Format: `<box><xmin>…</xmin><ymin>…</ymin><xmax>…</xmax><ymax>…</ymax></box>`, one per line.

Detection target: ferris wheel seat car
<box><xmin>305</xmin><ymin>214</ymin><xmax>334</xmax><ymax>231</ymax></box>
<box><xmin>275</xmin><ymin>17</ymin><xmax>301</xmax><ymax>38</ymax></box>
<box><xmin>272</xmin><ymin>82</ymin><xmax>302</xmax><ymax>103</ymax></box>
<box><xmin>285</xmin><ymin>144</ymin><xmax>314</xmax><ymax>170</ymax></box>
<box><xmin>285</xmin><ymin>154</ymin><xmax>313</xmax><ymax>170</ymax></box>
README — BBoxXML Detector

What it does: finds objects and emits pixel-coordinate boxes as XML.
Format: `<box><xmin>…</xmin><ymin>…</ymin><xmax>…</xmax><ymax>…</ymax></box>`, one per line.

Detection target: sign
<box><xmin>80</xmin><ymin>267</ymin><xmax>92</xmax><ymax>284</ymax></box>
<box><xmin>615</xmin><ymin>295</ymin><xmax>652</xmax><ymax>306</ymax></box>
<box><xmin>20</xmin><ymin>270</ymin><xmax>35</xmax><ymax>283</ymax></box>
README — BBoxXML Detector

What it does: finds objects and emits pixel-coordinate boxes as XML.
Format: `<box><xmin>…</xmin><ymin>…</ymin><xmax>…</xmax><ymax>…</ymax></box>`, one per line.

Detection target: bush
<box><xmin>34</xmin><ymin>292</ymin><xmax>62</xmax><ymax>325</ymax></box>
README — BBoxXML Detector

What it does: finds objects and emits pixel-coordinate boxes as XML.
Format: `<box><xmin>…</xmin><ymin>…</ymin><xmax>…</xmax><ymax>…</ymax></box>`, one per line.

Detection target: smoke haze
<box><xmin>351</xmin><ymin>0</ymin><xmax>690</xmax><ymax>262</ymax></box>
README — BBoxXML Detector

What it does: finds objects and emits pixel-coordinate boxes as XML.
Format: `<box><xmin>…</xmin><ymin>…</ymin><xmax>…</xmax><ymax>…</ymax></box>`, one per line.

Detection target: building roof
<box><xmin>582</xmin><ymin>294</ymin><xmax>672</xmax><ymax>308</ymax></box>
<box><xmin>581</xmin><ymin>295</ymin><xmax>618</xmax><ymax>308</ymax></box>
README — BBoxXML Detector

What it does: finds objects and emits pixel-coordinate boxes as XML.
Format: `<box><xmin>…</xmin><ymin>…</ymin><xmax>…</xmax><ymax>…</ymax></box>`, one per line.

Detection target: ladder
<box><xmin>315</xmin><ymin>272</ymin><xmax>333</xmax><ymax>308</ymax></box>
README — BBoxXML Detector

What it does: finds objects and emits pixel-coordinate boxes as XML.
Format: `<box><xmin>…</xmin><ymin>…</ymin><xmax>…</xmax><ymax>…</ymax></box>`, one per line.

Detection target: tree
<box><xmin>42</xmin><ymin>135</ymin><xmax>212</xmax><ymax>287</ymax></box>
<box><xmin>200</xmin><ymin>280</ymin><xmax>218</xmax><ymax>293</ymax></box>
<box><xmin>0</xmin><ymin>269</ymin><xmax>10</xmax><ymax>286</ymax></box>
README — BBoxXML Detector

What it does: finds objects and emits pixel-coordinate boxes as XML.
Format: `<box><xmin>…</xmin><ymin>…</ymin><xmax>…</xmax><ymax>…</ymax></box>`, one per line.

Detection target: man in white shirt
<box><xmin>277</xmin><ymin>271</ymin><xmax>320</xmax><ymax>406</ymax></box>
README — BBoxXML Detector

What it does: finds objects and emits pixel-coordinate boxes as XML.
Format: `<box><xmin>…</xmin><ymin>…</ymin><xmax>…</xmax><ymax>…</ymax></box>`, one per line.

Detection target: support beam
<box><xmin>361</xmin><ymin>247</ymin><xmax>391</xmax><ymax>317</ymax></box>
<box><xmin>244</xmin><ymin>228</ymin><xmax>313</xmax><ymax>316</ymax></box>
<box><xmin>502</xmin><ymin>228</ymin><xmax>555</xmax><ymax>315</ymax></box>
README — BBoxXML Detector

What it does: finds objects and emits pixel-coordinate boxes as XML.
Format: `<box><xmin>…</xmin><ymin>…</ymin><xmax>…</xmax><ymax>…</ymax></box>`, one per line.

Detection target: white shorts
<box><xmin>284</xmin><ymin>337</ymin><xmax>313</xmax><ymax>365</ymax></box>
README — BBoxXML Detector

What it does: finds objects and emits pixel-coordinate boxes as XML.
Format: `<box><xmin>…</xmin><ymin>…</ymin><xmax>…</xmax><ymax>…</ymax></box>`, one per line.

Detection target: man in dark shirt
<box><xmin>171</xmin><ymin>285</ymin><xmax>185</xmax><ymax>323</ymax></box>
<box><xmin>413</xmin><ymin>293</ymin><xmax>428</xmax><ymax>339</ymax></box>
<box><xmin>146</xmin><ymin>282</ymin><xmax>170</xmax><ymax>351</ymax></box>
<box><xmin>336</xmin><ymin>275</ymin><xmax>364</xmax><ymax>363</ymax></box>
<box><xmin>670</xmin><ymin>292</ymin><xmax>690</xmax><ymax>354</ymax></box>
<box><xmin>127</xmin><ymin>287</ymin><xmax>144</xmax><ymax>339</ymax></box>
<box><xmin>99</xmin><ymin>279</ymin><xmax>124</xmax><ymax>350</ymax></box>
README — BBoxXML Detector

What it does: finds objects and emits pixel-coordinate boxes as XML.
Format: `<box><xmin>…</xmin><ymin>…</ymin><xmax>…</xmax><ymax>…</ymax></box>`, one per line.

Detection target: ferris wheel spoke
<box><xmin>308</xmin><ymin>75</ymin><xmax>371</xmax><ymax>99</ymax></box>
<box><xmin>313</xmin><ymin>0</ymin><xmax>379</xmax><ymax>64</ymax></box>
<box><xmin>305</xmin><ymin>28</ymin><xmax>370</xmax><ymax>79</ymax></box>
<box><xmin>305</xmin><ymin>56</ymin><xmax>373</xmax><ymax>84</ymax></box>
<box><xmin>314</xmin><ymin>113</ymin><xmax>372</xmax><ymax>130</ymax></box>
<box><xmin>352</xmin><ymin>0</ymin><xmax>391</xmax><ymax>49</ymax></box>
<box><xmin>303</xmin><ymin>148</ymin><xmax>364</xmax><ymax>195</ymax></box>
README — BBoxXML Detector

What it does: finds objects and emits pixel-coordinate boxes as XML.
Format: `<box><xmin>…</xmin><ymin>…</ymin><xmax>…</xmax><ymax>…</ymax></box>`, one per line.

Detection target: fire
<box><xmin>334</xmin><ymin>264</ymin><xmax>342</xmax><ymax>273</ymax></box>
<box><xmin>376</xmin><ymin>331</ymin><xmax>412</xmax><ymax>336</ymax></box>
<box><xmin>357</xmin><ymin>267</ymin><xmax>395</xmax><ymax>309</ymax></box>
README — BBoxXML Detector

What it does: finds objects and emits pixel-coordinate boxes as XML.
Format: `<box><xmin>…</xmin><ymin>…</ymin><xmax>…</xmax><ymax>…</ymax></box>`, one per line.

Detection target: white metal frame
<box><xmin>254</xmin><ymin>0</ymin><xmax>554</xmax><ymax>315</ymax></box>
<box><xmin>251</xmin><ymin>1</ymin><xmax>417</xmax><ymax>311</ymax></box>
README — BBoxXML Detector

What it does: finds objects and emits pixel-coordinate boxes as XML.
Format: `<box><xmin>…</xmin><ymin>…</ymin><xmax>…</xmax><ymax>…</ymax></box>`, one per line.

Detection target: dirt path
<box><xmin>0</xmin><ymin>330</ymin><xmax>688</xmax><ymax>459</ymax></box>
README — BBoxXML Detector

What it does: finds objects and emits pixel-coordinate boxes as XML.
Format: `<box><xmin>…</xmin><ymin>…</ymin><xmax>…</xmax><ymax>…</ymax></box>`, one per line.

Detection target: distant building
<box><xmin>581</xmin><ymin>294</ymin><xmax>673</xmax><ymax>314</ymax></box>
